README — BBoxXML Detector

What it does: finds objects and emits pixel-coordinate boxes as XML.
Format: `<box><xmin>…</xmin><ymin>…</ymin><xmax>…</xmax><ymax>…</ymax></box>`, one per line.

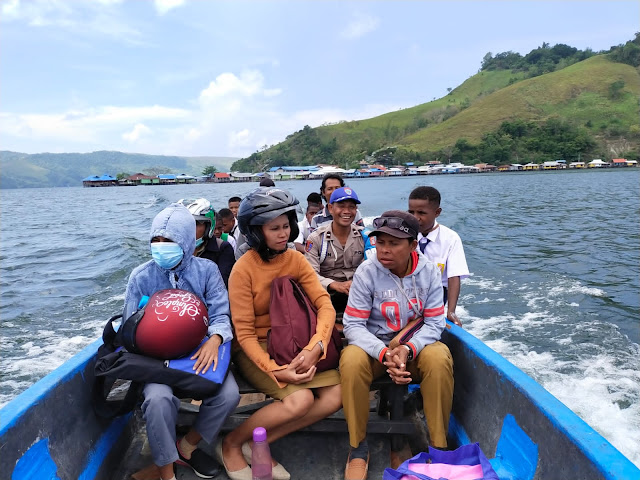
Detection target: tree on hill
<box><xmin>202</xmin><ymin>165</ymin><xmax>218</xmax><ymax>176</ymax></box>
<box><xmin>608</xmin><ymin>32</ymin><xmax>640</xmax><ymax>67</ymax></box>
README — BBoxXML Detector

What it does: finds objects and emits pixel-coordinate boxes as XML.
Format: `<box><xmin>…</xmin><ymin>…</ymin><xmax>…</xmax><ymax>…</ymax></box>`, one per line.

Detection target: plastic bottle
<box><xmin>251</xmin><ymin>427</ymin><xmax>272</xmax><ymax>480</ymax></box>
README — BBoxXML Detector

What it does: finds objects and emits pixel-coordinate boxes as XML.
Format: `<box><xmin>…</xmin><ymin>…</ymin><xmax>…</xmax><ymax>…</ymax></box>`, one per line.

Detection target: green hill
<box><xmin>232</xmin><ymin>38</ymin><xmax>640</xmax><ymax>172</ymax></box>
<box><xmin>0</xmin><ymin>151</ymin><xmax>238</xmax><ymax>189</ymax></box>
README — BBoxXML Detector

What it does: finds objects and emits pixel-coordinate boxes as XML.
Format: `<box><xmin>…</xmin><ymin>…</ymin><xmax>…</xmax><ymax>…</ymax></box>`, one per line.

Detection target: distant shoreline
<box><xmin>80</xmin><ymin>164</ymin><xmax>639</xmax><ymax>188</ymax></box>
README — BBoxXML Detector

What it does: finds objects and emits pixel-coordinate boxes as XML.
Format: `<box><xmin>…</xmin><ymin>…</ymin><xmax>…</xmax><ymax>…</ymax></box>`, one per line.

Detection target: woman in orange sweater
<box><xmin>216</xmin><ymin>187</ymin><xmax>342</xmax><ymax>480</ymax></box>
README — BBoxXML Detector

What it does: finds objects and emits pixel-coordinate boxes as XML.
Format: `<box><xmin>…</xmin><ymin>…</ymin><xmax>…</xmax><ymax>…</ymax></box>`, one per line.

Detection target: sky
<box><xmin>1</xmin><ymin>0</ymin><xmax>638</xmax><ymax>159</ymax></box>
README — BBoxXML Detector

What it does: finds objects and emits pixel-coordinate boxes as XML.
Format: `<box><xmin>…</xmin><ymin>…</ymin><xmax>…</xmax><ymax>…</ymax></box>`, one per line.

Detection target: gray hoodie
<box><xmin>343</xmin><ymin>250</ymin><xmax>445</xmax><ymax>362</ymax></box>
<box><xmin>123</xmin><ymin>203</ymin><xmax>233</xmax><ymax>343</ymax></box>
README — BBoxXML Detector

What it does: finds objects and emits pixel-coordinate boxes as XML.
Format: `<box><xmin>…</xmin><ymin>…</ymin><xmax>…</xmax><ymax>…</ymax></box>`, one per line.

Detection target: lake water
<box><xmin>1</xmin><ymin>169</ymin><xmax>639</xmax><ymax>466</ymax></box>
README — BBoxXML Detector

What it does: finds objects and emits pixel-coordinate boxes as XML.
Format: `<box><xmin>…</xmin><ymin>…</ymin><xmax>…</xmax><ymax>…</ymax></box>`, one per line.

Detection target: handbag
<box><xmin>382</xmin><ymin>443</ymin><xmax>499</xmax><ymax>480</ymax></box>
<box><xmin>93</xmin><ymin>315</ymin><xmax>231</xmax><ymax>418</ymax></box>
<box><xmin>267</xmin><ymin>275</ymin><xmax>342</xmax><ymax>371</ymax></box>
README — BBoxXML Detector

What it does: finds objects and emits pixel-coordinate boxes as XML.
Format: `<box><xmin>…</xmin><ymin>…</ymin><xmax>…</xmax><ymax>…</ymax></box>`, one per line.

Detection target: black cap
<box><xmin>369</xmin><ymin>210</ymin><xmax>419</xmax><ymax>239</ymax></box>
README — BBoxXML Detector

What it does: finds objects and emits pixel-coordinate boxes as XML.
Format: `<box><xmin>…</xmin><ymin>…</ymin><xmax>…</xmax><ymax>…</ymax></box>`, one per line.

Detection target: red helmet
<box><xmin>125</xmin><ymin>289</ymin><xmax>208</xmax><ymax>359</ymax></box>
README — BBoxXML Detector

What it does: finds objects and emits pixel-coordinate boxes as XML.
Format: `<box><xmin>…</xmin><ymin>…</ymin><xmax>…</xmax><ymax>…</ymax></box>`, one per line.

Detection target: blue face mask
<box><xmin>195</xmin><ymin>237</ymin><xmax>204</xmax><ymax>248</ymax></box>
<box><xmin>150</xmin><ymin>242</ymin><xmax>184</xmax><ymax>269</ymax></box>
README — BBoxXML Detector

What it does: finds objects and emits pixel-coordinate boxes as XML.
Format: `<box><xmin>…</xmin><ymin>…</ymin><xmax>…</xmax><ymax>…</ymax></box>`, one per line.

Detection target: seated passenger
<box><xmin>408</xmin><ymin>186</ymin><xmax>469</xmax><ymax>327</ymax></box>
<box><xmin>182</xmin><ymin>198</ymin><xmax>235</xmax><ymax>287</ymax></box>
<box><xmin>123</xmin><ymin>203</ymin><xmax>240</xmax><ymax>480</ymax></box>
<box><xmin>218</xmin><ymin>187</ymin><xmax>342</xmax><ymax>480</ymax></box>
<box><xmin>310</xmin><ymin>173</ymin><xmax>364</xmax><ymax>232</ymax></box>
<box><xmin>305</xmin><ymin>187</ymin><xmax>366</xmax><ymax>317</ymax></box>
<box><xmin>214</xmin><ymin>210</ymin><xmax>237</xmax><ymax>251</ymax></box>
<box><xmin>294</xmin><ymin>192</ymin><xmax>323</xmax><ymax>253</ymax></box>
<box><xmin>340</xmin><ymin>210</ymin><xmax>454</xmax><ymax>480</ymax></box>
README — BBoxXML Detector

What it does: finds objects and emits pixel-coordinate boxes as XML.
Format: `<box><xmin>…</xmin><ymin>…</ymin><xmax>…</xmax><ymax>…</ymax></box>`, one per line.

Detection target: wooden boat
<box><xmin>2</xmin><ymin>322</ymin><xmax>638</xmax><ymax>480</ymax></box>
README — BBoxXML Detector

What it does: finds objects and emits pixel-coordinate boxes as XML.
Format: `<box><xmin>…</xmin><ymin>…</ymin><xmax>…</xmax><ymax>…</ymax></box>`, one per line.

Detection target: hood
<box><xmin>150</xmin><ymin>203</ymin><xmax>196</xmax><ymax>268</ymax></box>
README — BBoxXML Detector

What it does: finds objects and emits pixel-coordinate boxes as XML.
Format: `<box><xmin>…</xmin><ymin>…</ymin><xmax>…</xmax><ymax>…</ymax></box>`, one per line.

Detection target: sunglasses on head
<box><xmin>372</xmin><ymin>216</ymin><xmax>417</xmax><ymax>238</ymax></box>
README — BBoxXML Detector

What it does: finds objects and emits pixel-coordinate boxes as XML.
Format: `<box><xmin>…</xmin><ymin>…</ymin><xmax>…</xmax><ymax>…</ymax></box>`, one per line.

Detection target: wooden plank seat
<box><xmin>177</xmin><ymin>363</ymin><xmax>420</xmax><ymax>449</ymax></box>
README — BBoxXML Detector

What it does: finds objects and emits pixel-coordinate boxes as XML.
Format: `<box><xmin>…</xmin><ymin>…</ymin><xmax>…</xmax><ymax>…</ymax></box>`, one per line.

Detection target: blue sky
<box><xmin>1</xmin><ymin>0</ymin><xmax>638</xmax><ymax>158</ymax></box>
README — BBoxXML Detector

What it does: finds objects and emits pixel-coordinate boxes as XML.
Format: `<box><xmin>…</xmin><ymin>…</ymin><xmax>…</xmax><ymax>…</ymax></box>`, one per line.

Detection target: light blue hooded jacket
<box><xmin>123</xmin><ymin>203</ymin><xmax>233</xmax><ymax>344</ymax></box>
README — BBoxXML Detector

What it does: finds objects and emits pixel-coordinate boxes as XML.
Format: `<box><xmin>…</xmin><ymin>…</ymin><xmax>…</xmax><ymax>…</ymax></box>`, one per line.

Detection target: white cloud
<box><xmin>122</xmin><ymin>123</ymin><xmax>152</xmax><ymax>142</ymax></box>
<box><xmin>229</xmin><ymin>129</ymin><xmax>251</xmax><ymax>149</ymax></box>
<box><xmin>0</xmin><ymin>0</ymin><xmax>145</xmax><ymax>45</ymax></box>
<box><xmin>154</xmin><ymin>0</ymin><xmax>185</xmax><ymax>16</ymax></box>
<box><xmin>341</xmin><ymin>12</ymin><xmax>380</xmax><ymax>39</ymax></box>
<box><xmin>0</xmin><ymin>68</ymin><xmax>405</xmax><ymax>158</ymax></box>
<box><xmin>198</xmin><ymin>71</ymin><xmax>280</xmax><ymax>105</ymax></box>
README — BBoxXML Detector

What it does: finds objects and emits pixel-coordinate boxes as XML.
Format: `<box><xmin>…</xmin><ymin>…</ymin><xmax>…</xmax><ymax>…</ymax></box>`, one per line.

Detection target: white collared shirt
<box><xmin>417</xmin><ymin>220</ymin><xmax>469</xmax><ymax>287</ymax></box>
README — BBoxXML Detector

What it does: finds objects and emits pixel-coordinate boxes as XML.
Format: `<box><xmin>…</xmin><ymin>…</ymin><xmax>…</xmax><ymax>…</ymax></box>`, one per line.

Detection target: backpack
<box><xmin>92</xmin><ymin>314</ymin><xmax>231</xmax><ymax>418</ymax></box>
<box><xmin>267</xmin><ymin>276</ymin><xmax>342</xmax><ymax>371</ymax></box>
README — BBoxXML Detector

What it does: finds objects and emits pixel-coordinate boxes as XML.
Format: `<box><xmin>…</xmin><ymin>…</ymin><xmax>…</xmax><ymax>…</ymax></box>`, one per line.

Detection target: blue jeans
<box><xmin>141</xmin><ymin>372</ymin><xmax>240</xmax><ymax>466</ymax></box>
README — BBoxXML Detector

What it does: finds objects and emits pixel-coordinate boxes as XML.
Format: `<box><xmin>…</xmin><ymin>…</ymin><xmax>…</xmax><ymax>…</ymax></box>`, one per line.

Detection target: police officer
<box><xmin>305</xmin><ymin>187</ymin><xmax>366</xmax><ymax>317</ymax></box>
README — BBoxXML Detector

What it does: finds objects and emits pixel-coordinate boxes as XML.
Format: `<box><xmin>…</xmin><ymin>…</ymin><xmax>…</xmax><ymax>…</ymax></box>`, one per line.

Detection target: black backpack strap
<box><xmin>93</xmin><ymin>314</ymin><xmax>143</xmax><ymax>418</ymax></box>
<box><xmin>92</xmin><ymin>375</ymin><xmax>143</xmax><ymax>418</ymax></box>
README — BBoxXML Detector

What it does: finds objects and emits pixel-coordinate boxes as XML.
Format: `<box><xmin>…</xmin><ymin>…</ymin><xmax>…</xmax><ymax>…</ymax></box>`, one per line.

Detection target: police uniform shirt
<box><xmin>305</xmin><ymin>222</ymin><xmax>365</xmax><ymax>289</ymax></box>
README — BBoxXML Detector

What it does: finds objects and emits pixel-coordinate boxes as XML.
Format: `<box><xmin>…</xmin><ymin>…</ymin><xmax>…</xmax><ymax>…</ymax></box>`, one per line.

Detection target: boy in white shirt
<box><xmin>408</xmin><ymin>186</ymin><xmax>469</xmax><ymax>326</ymax></box>
<box><xmin>294</xmin><ymin>192</ymin><xmax>323</xmax><ymax>253</ymax></box>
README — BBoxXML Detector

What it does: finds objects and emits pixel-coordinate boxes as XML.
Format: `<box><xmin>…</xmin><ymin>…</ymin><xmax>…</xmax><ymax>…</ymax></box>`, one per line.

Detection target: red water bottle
<box><xmin>251</xmin><ymin>427</ymin><xmax>272</xmax><ymax>480</ymax></box>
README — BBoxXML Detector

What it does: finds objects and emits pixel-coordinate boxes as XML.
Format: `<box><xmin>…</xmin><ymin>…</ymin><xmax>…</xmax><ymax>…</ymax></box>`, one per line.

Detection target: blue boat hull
<box><xmin>1</xmin><ymin>325</ymin><xmax>638</xmax><ymax>479</ymax></box>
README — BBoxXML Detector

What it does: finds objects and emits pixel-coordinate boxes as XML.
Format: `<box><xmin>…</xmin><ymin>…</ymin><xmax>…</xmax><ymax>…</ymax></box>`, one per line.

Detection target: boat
<box><xmin>2</xmin><ymin>321</ymin><xmax>639</xmax><ymax>480</ymax></box>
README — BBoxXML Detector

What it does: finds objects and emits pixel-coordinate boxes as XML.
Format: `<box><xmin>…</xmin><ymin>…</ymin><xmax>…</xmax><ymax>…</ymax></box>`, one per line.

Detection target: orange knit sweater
<box><xmin>229</xmin><ymin>248</ymin><xmax>336</xmax><ymax>386</ymax></box>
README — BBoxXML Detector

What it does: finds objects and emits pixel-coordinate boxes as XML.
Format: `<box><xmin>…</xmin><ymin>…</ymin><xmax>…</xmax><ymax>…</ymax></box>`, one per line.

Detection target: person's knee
<box><xmin>339</xmin><ymin>346</ymin><xmax>371</xmax><ymax>379</ymax></box>
<box><xmin>282</xmin><ymin>389</ymin><xmax>314</xmax><ymax>418</ymax></box>
<box><xmin>142</xmin><ymin>390</ymin><xmax>179</xmax><ymax>418</ymax></box>
<box><xmin>417</xmin><ymin>343</ymin><xmax>453</xmax><ymax>380</ymax></box>
<box><xmin>323</xmin><ymin>384</ymin><xmax>343</xmax><ymax>412</ymax></box>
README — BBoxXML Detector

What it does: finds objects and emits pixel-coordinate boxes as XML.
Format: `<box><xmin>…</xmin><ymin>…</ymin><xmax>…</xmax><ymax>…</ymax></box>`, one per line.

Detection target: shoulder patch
<box><xmin>306</xmin><ymin>241</ymin><xmax>313</xmax><ymax>252</ymax></box>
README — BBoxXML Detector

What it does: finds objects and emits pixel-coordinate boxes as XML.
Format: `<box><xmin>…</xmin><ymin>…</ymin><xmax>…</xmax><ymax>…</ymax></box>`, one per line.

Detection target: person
<box><xmin>305</xmin><ymin>187</ymin><xmax>366</xmax><ymax>317</ymax></box>
<box><xmin>339</xmin><ymin>210</ymin><xmax>454</xmax><ymax>480</ymax></box>
<box><xmin>123</xmin><ymin>203</ymin><xmax>240</xmax><ymax>480</ymax></box>
<box><xmin>181</xmin><ymin>198</ymin><xmax>235</xmax><ymax>287</ymax></box>
<box><xmin>309</xmin><ymin>173</ymin><xmax>364</xmax><ymax>232</ymax></box>
<box><xmin>228</xmin><ymin>196</ymin><xmax>242</xmax><ymax>218</ymax></box>
<box><xmin>212</xmin><ymin>211</ymin><xmax>236</xmax><ymax>247</ymax></box>
<box><xmin>259</xmin><ymin>177</ymin><xmax>275</xmax><ymax>187</ymax></box>
<box><xmin>408</xmin><ymin>186</ymin><xmax>469</xmax><ymax>327</ymax></box>
<box><xmin>218</xmin><ymin>187</ymin><xmax>342</xmax><ymax>480</ymax></box>
<box><xmin>219</xmin><ymin>208</ymin><xmax>242</xmax><ymax>247</ymax></box>
<box><xmin>293</xmin><ymin>192</ymin><xmax>323</xmax><ymax>253</ymax></box>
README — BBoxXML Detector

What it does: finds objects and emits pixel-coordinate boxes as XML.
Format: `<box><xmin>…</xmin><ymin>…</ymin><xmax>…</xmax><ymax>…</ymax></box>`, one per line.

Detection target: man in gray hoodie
<box><xmin>340</xmin><ymin>210</ymin><xmax>454</xmax><ymax>480</ymax></box>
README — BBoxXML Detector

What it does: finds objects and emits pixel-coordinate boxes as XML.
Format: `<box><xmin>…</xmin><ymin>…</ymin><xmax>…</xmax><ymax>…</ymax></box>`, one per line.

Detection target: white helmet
<box><xmin>178</xmin><ymin>198</ymin><xmax>216</xmax><ymax>239</ymax></box>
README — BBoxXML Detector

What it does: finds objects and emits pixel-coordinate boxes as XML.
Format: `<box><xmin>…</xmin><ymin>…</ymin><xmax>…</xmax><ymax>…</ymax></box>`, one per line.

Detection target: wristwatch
<box><xmin>402</xmin><ymin>344</ymin><xmax>413</xmax><ymax>360</ymax></box>
<box><xmin>317</xmin><ymin>340</ymin><xmax>324</xmax><ymax>353</ymax></box>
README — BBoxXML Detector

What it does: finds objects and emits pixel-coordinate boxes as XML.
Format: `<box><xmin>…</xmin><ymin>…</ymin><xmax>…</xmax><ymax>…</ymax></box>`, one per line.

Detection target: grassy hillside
<box><xmin>0</xmin><ymin>151</ymin><xmax>238</xmax><ymax>189</ymax></box>
<box><xmin>404</xmin><ymin>56</ymin><xmax>639</xmax><ymax>151</ymax></box>
<box><xmin>233</xmin><ymin>48</ymin><xmax>640</xmax><ymax>171</ymax></box>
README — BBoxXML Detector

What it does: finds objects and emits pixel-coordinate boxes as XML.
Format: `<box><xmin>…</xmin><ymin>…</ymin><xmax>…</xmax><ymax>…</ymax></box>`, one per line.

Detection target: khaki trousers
<box><xmin>339</xmin><ymin>342</ymin><xmax>454</xmax><ymax>448</ymax></box>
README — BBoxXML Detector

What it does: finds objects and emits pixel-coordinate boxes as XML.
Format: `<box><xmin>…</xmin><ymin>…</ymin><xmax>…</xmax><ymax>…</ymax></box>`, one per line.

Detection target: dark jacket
<box><xmin>200</xmin><ymin>237</ymin><xmax>235</xmax><ymax>287</ymax></box>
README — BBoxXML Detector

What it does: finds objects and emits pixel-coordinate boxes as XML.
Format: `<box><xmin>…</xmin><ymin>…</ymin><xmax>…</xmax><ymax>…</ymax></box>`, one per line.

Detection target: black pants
<box><xmin>330</xmin><ymin>291</ymin><xmax>349</xmax><ymax>321</ymax></box>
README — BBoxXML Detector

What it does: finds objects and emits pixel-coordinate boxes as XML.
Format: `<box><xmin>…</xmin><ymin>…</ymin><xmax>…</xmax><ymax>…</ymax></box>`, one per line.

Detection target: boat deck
<box><xmin>113</xmin><ymin>405</ymin><xmax>430</xmax><ymax>480</ymax></box>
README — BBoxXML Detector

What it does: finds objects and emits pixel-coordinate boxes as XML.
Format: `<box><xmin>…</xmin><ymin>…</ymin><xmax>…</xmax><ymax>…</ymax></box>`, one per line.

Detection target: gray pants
<box><xmin>141</xmin><ymin>372</ymin><xmax>240</xmax><ymax>466</ymax></box>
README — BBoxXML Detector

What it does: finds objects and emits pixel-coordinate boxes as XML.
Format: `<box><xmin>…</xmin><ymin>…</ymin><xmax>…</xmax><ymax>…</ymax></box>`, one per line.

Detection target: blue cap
<box><xmin>329</xmin><ymin>187</ymin><xmax>361</xmax><ymax>204</ymax></box>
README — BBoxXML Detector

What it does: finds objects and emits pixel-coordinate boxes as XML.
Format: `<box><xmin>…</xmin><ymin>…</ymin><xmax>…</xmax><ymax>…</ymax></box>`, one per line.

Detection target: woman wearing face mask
<box><xmin>180</xmin><ymin>198</ymin><xmax>236</xmax><ymax>287</ymax></box>
<box><xmin>216</xmin><ymin>188</ymin><xmax>342</xmax><ymax>480</ymax></box>
<box><xmin>123</xmin><ymin>202</ymin><xmax>240</xmax><ymax>480</ymax></box>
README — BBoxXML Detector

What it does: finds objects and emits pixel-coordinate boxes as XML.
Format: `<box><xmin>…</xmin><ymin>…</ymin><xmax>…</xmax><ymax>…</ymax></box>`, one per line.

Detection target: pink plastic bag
<box><xmin>401</xmin><ymin>463</ymin><xmax>484</xmax><ymax>480</ymax></box>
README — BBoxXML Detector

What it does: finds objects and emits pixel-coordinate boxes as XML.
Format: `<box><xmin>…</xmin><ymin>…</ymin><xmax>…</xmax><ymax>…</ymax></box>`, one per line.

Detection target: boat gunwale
<box><xmin>445</xmin><ymin>324</ymin><xmax>639</xmax><ymax>479</ymax></box>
